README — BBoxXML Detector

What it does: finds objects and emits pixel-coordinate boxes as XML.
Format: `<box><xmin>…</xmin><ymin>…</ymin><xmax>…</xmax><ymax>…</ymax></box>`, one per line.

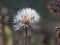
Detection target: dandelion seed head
<box><xmin>13</xmin><ymin>8</ymin><xmax>40</xmax><ymax>30</ymax></box>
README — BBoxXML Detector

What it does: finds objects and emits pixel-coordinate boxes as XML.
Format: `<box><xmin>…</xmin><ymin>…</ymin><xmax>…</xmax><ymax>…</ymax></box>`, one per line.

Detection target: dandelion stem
<box><xmin>25</xmin><ymin>27</ymin><xmax>28</xmax><ymax>45</ymax></box>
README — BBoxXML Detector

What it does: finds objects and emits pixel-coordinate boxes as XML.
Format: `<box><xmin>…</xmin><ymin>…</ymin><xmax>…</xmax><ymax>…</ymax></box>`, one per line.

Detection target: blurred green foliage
<box><xmin>4</xmin><ymin>25</ymin><xmax>13</xmax><ymax>45</ymax></box>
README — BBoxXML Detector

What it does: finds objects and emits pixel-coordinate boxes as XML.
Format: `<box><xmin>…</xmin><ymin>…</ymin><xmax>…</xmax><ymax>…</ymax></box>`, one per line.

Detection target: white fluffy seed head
<box><xmin>13</xmin><ymin>8</ymin><xmax>40</xmax><ymax>30</ymax></box>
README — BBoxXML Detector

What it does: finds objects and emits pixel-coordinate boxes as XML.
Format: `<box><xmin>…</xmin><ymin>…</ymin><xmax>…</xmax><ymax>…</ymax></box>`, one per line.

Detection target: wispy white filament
<box><xmin>13</xmin><ymin>8</ymin><xmax>40</xmax><ymax>30</ymax></box>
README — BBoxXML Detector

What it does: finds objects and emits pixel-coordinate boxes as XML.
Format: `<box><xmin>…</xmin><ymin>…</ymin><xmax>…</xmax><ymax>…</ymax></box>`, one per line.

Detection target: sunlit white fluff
<box><xmin>13</xmin><ymin>8</ymin><xmax>40</xmax><ymax>30</ymax></box>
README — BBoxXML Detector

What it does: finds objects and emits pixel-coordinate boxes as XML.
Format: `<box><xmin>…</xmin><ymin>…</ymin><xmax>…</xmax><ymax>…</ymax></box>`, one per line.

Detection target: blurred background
<box><xmin>0</xmin><ymin>0</ymin><xmax>60</xmax><ymax>45</ymax></box>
